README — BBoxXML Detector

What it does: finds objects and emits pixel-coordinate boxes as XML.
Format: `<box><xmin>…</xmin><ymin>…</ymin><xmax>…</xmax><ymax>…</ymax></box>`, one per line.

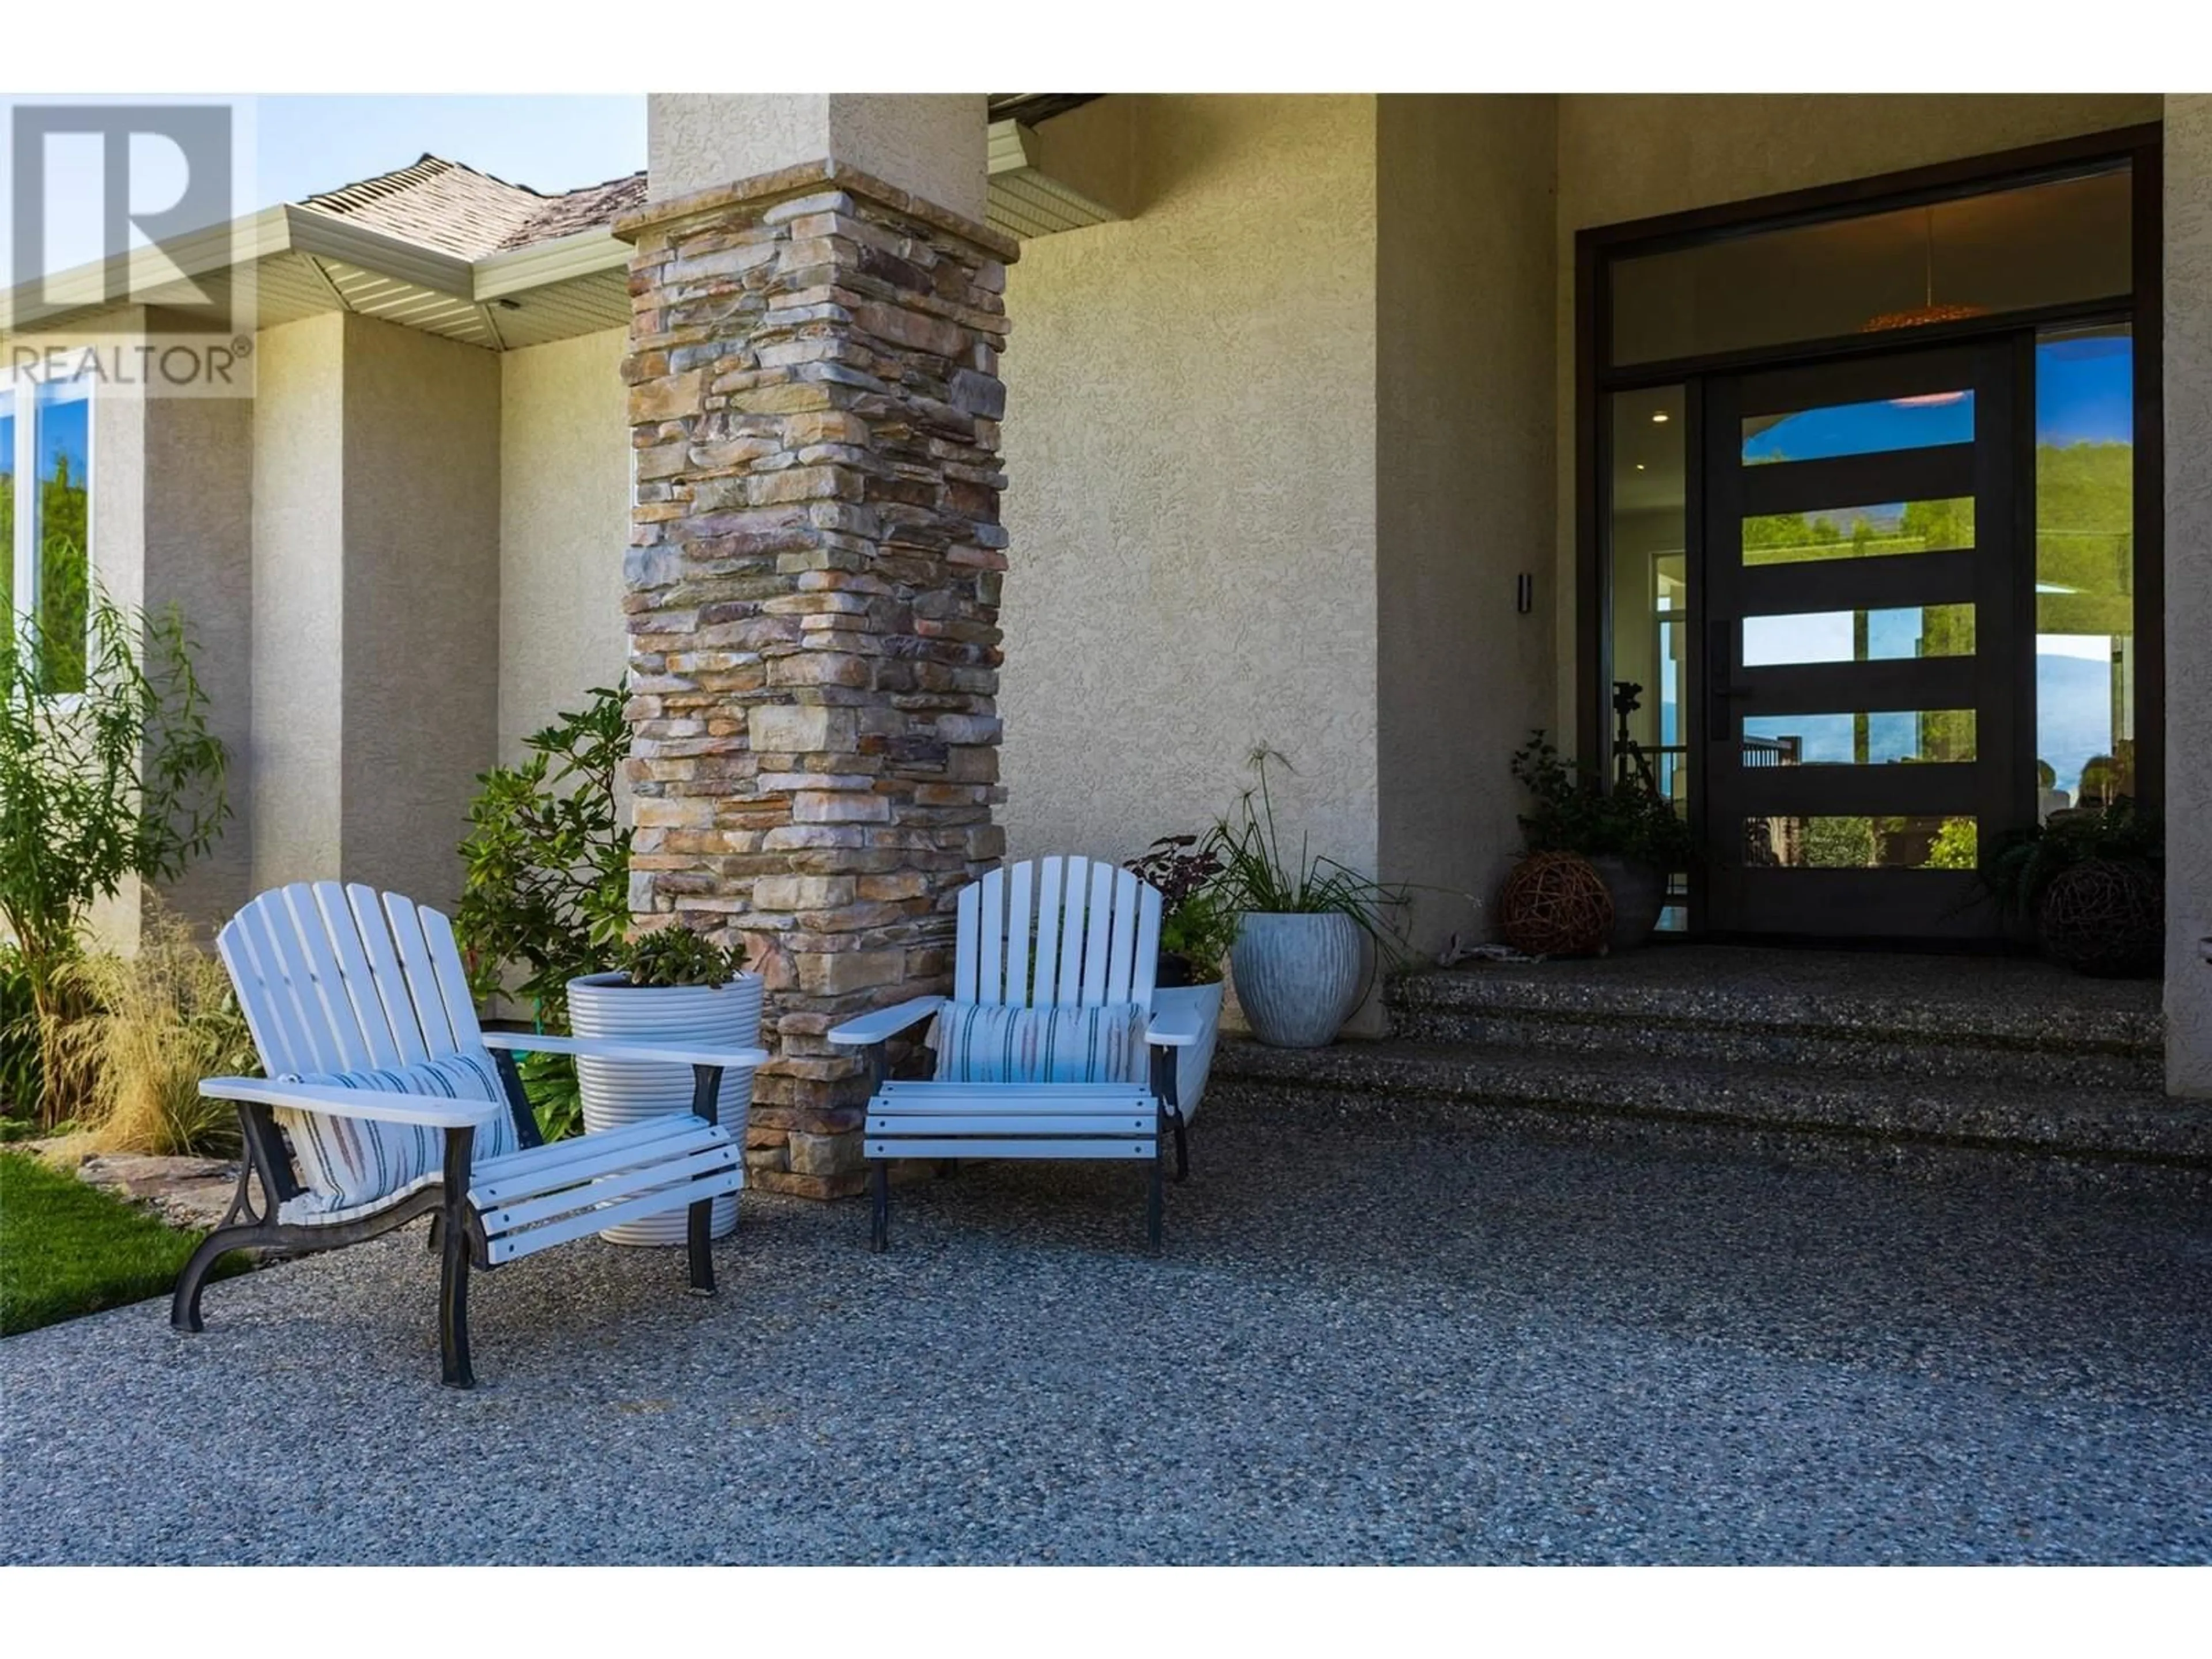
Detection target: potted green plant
<box><xmin>568</xmin><ymin>927</ymin><xmax>759</xmax><ymax>1244</ymax></box>
<box><xmin>456</xmin><ymin>687</ymin><xmax>763</xmax><ymax>1242</ymax></box>
<box><xmin>1509</xmin><ymin>731</ymin><xmax>1691</xmax><ymax>952</ymax></box>
<box><xmin>1979</xmin><ymin>797</ymin><xmax>2162</xmax><ymax>978</ymax></box>
<box><xmin>1126</xmin><ymin>835</ymin><xmax>1239</xmax><ymax>1111</ymax></box>
<box><xmin>1210</xmin><ymin>749</ymin><xmax>1407</xmax><ymax>1049</ymax></box>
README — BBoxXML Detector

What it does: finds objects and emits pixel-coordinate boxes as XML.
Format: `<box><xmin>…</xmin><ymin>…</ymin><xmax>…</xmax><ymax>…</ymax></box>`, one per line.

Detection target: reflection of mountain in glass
<box><xmin>2036</xmin><ymin>653</ymin><xmax>2115</xmax><ymax>797</ymax></box>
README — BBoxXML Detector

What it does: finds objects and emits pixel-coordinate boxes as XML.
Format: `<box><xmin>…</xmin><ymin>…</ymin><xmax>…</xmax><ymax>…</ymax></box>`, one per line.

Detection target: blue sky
<box><xmin>3</xmin><ymin>94</ymin><xmax>646</xmax><ymax>276</ymax></box>
<box><xmin>255</xmin><ymin>96</ymin><xmax>646</xmax><ymax>204</ymax></box>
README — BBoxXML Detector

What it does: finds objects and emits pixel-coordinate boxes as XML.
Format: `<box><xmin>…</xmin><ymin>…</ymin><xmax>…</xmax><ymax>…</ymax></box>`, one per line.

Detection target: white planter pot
<box><xmin>1151</xmin><ymin>980</ymin><xmax>1225</xmax><ymax>1118</ymax></box>
<box><xmin>1229</xmin><ymin>912</ymin><xmax>1366</xmax><ymax>1048</ymax></box>
<box><xmin>567</xmin><ymin>971</ymin><xmax>763</xmax><ymax>1245</ymax></box>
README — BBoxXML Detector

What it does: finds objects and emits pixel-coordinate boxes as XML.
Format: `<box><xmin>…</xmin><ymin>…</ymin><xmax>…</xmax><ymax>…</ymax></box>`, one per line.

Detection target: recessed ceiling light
<box><xmin>1635</xmin><ymin>463</ymin><xmax>1646</xmax><ymax>470</ymax></box>
<box><xmin>1651</xmin><ymin>411</ymin><xmax>1670</xmax><ymax>423</ymax></box>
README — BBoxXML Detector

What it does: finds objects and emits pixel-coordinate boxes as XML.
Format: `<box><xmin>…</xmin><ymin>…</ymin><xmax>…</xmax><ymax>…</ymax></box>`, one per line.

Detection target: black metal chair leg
<box><xmin>687</xmin><ymin>1196</ymin><xmax>716</xmax><ymax>1296</ymax></box>
<box><xmin>1146</xmin><ymin>1151</ymin><xmax>1164</xmax><ymax>1254</ymax></box>
<box><xmin>870</xmin><ymin>1161</ymin><xmax>890</xmax><ymax>1253</ymax></box>
<box><xmin>170</xmin><ymin>1226</ymin><xmax>257</xmax><ymax>1333</ymax></box>
<box><xmin>438</xmin><ymin>1219</ymin><xmax>474</xmax><ymax>1389</ymax></box>
<box><xmin>1171</xmin><ymin>1112</ymin><xmax>1190</xmax><ymax>1183</ymax></box>
<box><xmin>426</xmin><ymin>1211</ymin><xmax>442</xmax><ymax>1253</ymax></box>
<box><xmin>437</xmin><ymin>1127</ymin><xmax>476</xmax><ymax>1389</ymax></box>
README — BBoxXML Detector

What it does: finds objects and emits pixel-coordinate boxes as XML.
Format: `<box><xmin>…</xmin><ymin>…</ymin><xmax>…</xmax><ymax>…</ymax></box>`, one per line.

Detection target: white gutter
<box><xmin>1</xmin><ymin>200</ymin><xmax>615</xmax><ymax>334</ymax></box>
<box><xmin>474</xmin><ymin>228</ymin><xmax>629</xmax><ymax>300</ymax></box>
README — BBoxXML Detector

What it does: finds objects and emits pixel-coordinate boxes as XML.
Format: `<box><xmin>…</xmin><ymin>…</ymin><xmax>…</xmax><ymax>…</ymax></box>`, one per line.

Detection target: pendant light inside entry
<box><xmin>1862</xmin><ymin>204</ymin><xmax>1984</xmax><ymax>407</ymax></box>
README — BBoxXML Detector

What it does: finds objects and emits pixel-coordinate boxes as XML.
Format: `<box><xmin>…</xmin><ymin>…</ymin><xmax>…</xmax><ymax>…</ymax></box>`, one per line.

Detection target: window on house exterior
<box><xmin>3</xmin><ymin>374</ymin><xmax>92</xmax><ymax>695</ymax></box>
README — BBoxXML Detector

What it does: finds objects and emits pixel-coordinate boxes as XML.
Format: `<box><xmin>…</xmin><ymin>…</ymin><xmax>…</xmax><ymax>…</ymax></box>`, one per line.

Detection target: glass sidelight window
<box><xmin>2035</xmin><ymin>323</ymin><xmax>2135</xmax><ymax>815</ymax></box>
<box><xmin>1607</xmin><ymin>386</ymin><xmax>1690</xmax><ymax>806</ymax></box>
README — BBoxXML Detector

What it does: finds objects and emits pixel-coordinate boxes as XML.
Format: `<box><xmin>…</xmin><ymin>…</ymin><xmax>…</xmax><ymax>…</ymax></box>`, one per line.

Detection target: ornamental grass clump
<box><xmin>49</xmin><ymin>906</ymin><xmax>258</xmax><ymax>1159</ymax></box>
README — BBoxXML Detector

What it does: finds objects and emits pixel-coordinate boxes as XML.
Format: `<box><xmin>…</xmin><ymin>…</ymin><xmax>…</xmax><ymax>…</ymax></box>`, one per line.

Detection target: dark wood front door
<box><xmin>1700</xmin><ymin>342</ymin><xmax>2028</xmax><ymax>940</ymax></box>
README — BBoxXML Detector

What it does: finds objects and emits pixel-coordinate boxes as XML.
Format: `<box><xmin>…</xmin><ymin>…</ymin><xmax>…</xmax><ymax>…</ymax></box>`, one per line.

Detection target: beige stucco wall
<box><xmin>498</xmin><ymin>327</ymin><xmax>628</xmax><ymax>761</ymax></box>
<box><xmin>142</xmin><ymin>392</ymin><xmax>255</xmax><ymax>934</ymax></box>
<box><xmin>2163</xmin><ymin>93</ymin><xmax>2212</xmax><ymax>1092</ymax></box>
<box><xmin>1550</xmin><ymin>93</ymin><xmax>2164</xmax><ymax>731</ymax></box>
<box><xmin>999</xmin><ymin>94</ymin><xmax>1381</xmax><ymax>891</ymax></box>
<box><xmin>1376</xmin><ymin>94</ymin><xmax>1560</xmax><ymax>955</ymax></box>
<box><xmin>649</xmin><ymin>93</ymin><xmax>988</xmax><ymax>222</ymax></box>
<box><xmin>77</xmin><ymin>341</ymin><xmax>150</xmax><ymax>951</ymax></box>
<box><xmin>339</xmin><ymin>314</ymin><xmax>501</xmax><ymax>911</ymax></box>
<box><xmin>249</xmin><ymin>311</ymin><xmax>346</xmax><ymax>892</ymax></box>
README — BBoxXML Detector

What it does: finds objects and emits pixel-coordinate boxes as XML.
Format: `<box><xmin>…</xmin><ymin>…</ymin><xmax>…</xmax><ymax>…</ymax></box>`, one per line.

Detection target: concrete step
<box><xmin>1209</xmin><ymin>1036</ymin><xmax>2212</xmax><ymax>1171</ymax></box>
<box><xmin>1389</xmin><ymin>953</ymin><xmax>2166</xmax><ymax>1093</ymax></box>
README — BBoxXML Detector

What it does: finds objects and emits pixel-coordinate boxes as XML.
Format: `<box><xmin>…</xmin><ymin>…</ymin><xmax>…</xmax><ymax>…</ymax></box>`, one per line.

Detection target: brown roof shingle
<box><xmin>297</xmin><ymin>154</ymin><xmax>644</xmax><ymax>260</ymax></box>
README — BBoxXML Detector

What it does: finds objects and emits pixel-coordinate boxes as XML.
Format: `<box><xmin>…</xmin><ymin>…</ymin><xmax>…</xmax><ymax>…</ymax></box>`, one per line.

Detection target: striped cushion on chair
<box><xmin>931</xmin><ymin>1002</ymin><xmax>1148</xmax><ymax>1087</ymax></box>
<box><xmin>276</xmin><ymin>1049</ymin><xmax>519</xmax><ymax>1220</ymax></box>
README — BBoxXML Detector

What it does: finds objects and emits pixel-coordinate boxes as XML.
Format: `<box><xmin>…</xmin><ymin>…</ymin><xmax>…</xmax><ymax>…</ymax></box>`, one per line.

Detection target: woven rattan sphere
<box><xmin>1499</xmin><ymin>851</ymin><xmax>1615</xmax><ymax>957</ymax></box>
<box><xmin>2037</xmin><ymin>858</ymin><xmax>2161</xmax><ymax>979</ymax></box>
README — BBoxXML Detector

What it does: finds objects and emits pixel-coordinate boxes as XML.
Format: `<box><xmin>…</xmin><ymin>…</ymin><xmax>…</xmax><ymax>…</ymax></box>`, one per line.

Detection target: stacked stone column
<box><xmin>615</xmin><ymin>162</ymin><xmax>1016</xmax><ymax>1197</ymax></box>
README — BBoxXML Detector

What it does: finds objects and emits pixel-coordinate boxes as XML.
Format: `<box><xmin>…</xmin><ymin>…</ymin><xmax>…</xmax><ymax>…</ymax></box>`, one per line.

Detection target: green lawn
<box><xmin>0</xmin><ymin>1152</ymin><xmax>247</xmax><ymax>1336</ymax></box>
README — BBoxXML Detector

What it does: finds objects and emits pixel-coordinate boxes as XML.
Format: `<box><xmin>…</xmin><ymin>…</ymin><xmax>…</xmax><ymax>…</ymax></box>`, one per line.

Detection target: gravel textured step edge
<box><xmin>1391</xmin><ymin>964</ymin><xmax>2164</xmax><ymax>1057</ymax></box>
<box><xmin>1202</xmin><ymin>1075</ymin><xmax>2212</xmax><ymax>1203</ymax></box>
<box><xmin>1389</xmin><ymin>1008</ymin><xmax>2165</xmax><ymax>1092</ymax></box>
<box><xmin>1211</xmin><ymin>1037</ymin><xmax>2212</xmax><ymax>1168</ymax></box>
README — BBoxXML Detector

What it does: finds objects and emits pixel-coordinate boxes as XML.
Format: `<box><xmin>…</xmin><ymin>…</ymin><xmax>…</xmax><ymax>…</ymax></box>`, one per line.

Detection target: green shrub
<box><xmin>1510</xmin><ymin>731</ymin><xmax>1694</xmax><ymax>870</ymax></box>
<box><xmin>455</xmin><ymin>687</ymin><xmax>631</xmax><ymax>1024</ymax></box>
<box><xmin>456</xmin><ymin>689</ymin><xmax>631</xmax><ymax>1143</ymax></box>
<box><xmin>0</xmin><ymin>944</ymin><xmax>39</xmax><ymax>1122</ymax></box>
<box><xmin>0</xmin><ymin>593</ymin><xmax>228</xmax><ymax>1126</ymax></box>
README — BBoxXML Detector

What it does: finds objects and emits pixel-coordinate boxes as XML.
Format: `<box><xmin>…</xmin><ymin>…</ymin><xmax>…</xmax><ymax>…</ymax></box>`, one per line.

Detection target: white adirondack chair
<box><xmin>826</xmin><ymin>856</ymin><xmax>1204</xmax><ymax>1252</ymax></box>
<box><xmin>175</xmin><ymin>882</ymin><xmax>766</xmax><ymax>1388</ymax></box>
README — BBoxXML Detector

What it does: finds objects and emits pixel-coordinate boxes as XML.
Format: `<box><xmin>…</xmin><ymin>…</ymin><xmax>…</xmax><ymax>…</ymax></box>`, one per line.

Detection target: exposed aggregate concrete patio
<box><xmin>3</xmin><ymin>1099</ymin><xmax>2209</xmax><ymax>1565</ymax></box>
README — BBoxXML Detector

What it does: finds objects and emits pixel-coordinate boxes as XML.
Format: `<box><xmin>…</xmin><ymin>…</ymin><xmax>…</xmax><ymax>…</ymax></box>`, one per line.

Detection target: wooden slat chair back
<box><xmin>953</xmin><ymin>855</ymin><xmax>1162</xmax><ymax>1013</ymax></box>
<box><xmin>829</xmin><ymin>856</ymin><xmax>1205</xmax><ymax>1253</ymax></box>
<box><xmin>221</xmin><ymin>883</ymin><xmax>503</xmax><ymax>1092</ymax></box>
<box><xmin>175</xmin><ymin>881</ymin><xmax>761</xmax><ymax>1388</ymax></box>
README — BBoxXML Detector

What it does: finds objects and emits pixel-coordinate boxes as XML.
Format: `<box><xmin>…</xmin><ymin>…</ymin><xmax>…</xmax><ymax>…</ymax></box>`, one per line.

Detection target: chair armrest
<box><xmin>198</xmin><ymin>1076</ymin><xmax>501</xmax><ymax>1130</ymax></box>
<box><xmin>1143</xmin><ymin>1002</ymin><xmax>1206</xmax><ymax>1048</ymax></box>
<box><xmin>826</xmin><ymin>996</ymin><xmax>945</xmax><ymax>1047</ymax></box>
<box><xmin>480</xmin><ymin>1031</ymin><xmax>769</xmax><ymax>1071</ymax></box>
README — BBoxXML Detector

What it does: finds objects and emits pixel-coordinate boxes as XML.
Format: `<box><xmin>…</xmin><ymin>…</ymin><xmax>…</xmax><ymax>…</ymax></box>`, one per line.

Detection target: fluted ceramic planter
<box><xmin>1152</xmin><ymin>980</ymin><xmax>1226</xmax><ymax>1113</ymax></box>
<box><xmin>1230</xmin><ymin>912</ymin><xmax>1366</xmax><ymax>1048</ymax></box>
<box><xmin>567</xmin><ymin>971</ymin><xmax>762</xmax><ymax>1245</ymax></box>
